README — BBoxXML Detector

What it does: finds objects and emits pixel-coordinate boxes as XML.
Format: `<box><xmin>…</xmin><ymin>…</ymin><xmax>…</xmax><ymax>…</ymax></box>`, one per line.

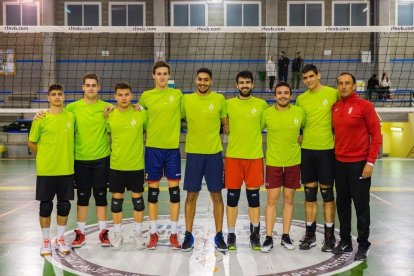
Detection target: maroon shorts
<box><xmin>265</xmin><ymin>164</ymin><xmax>301</xmax><ymax>189</ymax></box>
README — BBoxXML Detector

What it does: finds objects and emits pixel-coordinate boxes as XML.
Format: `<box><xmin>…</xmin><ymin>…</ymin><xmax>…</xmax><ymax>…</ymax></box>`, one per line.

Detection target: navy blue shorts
<box><xmin>145</xmin><ymin>147</ymin><xmax>181</xmax><ymax>182</ymax></box>
<box><xmin>301</xmin><ymin>149</ymin><xmax>335</xmax><ymax>186</ymax></box>
<box><xmin>184</xmin><ymin>152</ymin><xmax>224</xmax><ymax>192</ymax></box>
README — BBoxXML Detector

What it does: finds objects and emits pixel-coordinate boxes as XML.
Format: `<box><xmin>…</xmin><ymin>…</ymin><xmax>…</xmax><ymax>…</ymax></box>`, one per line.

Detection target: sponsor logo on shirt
<box><xmin>251</xmin><ymin>107</ymin><xmax>257</xmax><ymax>115</ymax></box>
<box><xmin>323</xmin><ymin>98</ymin><xmax>328</xmax><ymax>107</ymax></box>
<box><xmin>208</xmin><ymin>103</ymin><xmax>215</xmax><ymax>111</ymax></box>
<box><xmin>348</xmin><ymin>107</ymin><xmax>353</xmax><ymax>114</ymax></box>
<box><xmin>131</xmin><ymin>119</ymin><xmax>137</xmax><ymax>126</ymax></box>
<box><xmin>334</xmin><ymin>107</ymin><xmax>339</xmax><ymax>112</ymax></box>
<box><xmin>294</xmin><ymin>117</ymin><xmax>299</xmax><ymax>125</ymax></box>
<box><xmin>169</xmin><ymin>95</ymin><xmax>175</xmax><ymax>103</ymax></box>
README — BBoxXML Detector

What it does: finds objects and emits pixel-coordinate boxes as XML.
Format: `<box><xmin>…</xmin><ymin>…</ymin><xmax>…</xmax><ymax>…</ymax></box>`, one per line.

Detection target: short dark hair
<box><xmin>48</xmin><ymin>84</ymin><xmax>64</xmax><ymax>95</ymax></box>
<box><xmin>281</xmin><ymin>51</ymin><xmax>285</xmax><ymax>54</ymax></box>
<box><xmin>197</xmin><ymin>67</ymin><xmax>212</xmax><ymax>79</ymax></box>
<box><xmin>153</xmin><ymin>61</ymin><xmax>170</xmax><ymax>74</ymax></box>
<box><xmin>114</xmin><ymin>82</ymin><xmax>132</xmax><ymax>93</ymax></box>
<box><xmin>83</xmin><ymin>73</ymin><xmax>100</xmax><ymax>84</ymax></box>
<box><xmin>337</xmin><ymin>72</ymin><xmax>356</xmax><ymax>84</ymax></box>
<box><xmin>274</xmin><ymin>81</ymin><xmax>292</xmax><ymax>95</ymax></box>
<box><xmin>301</xmin><ymin>64</ymin><xmax>319</xmax><ymax>75</ymax></box>
<box><xmin>236</xmin><ymin>70</ymin><xmax>254</xmax><ymax>83</ymax></box>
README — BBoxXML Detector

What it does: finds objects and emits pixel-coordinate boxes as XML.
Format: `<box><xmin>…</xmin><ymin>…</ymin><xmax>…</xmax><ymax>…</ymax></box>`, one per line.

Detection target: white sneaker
<box><xmin>40</xmin><ymin>239</ymin><xmax>52</xmax><ymax>256</ymax></box>
<box><xmin>111</xmin><ymin>232</ymin><xmax>123</xmax><ymax>251</ymax></box>
<box><xmin>54</xmin><ymin>237</ymin><xmax>71</xmax><ymax>254</ymax></box>
<box><xmin>281</xmin><ymin>235</ymin><xmax>295</xmax><ymax>250</ymax></box>
<box><xmin>133</xmin><ymin>232</ymin><xmax>146</xmax><ymax>250</ymax></box>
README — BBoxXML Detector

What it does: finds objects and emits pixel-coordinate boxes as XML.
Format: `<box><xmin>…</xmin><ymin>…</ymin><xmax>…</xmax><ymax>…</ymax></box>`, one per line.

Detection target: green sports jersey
<box><xmin>138</xmin><ymin>88</ymin><xmax>183</xmax><ymax>149</ymax></box>
<box><xmin>65</xmin><ymin>99</ymin><xmax>111</xmax><ymax>160</ymax></box>
<box><xmin>295</xmin><ymin>86</ymin><xmax>338</xmax><ymax>150</ymax></box>
<box><xmin>181</xmin><ymin>92</ymin><xmax>227</xmax><ymax>154</ymax></box>
<box><xmin>29</xmin><ymin>111</ymin><xmax>74</xmax><ymax>176</ymax></box>
<box><xmin>107</xmin><ymin>107</ymin><xmax>147</xmax><ymax>170</ymax></box>
<box><xmin>261</xmin><ymin>105</ymin><xmax>305</xmax><ymax>167</ymax></box>
<box><xmin>226</xmin><ymin>96</ymin><xmax>268</xmax><ymax>159</ymax></box>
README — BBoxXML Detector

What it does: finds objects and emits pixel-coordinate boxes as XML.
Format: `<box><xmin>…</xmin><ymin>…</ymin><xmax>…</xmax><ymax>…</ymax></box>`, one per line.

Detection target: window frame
<box><xmin>396</xmin><ymin>1</ymin><xmax>414</xmax><ymax>26</ymax></box>
<box><xmin>224</xmin><ymin>1</ymin><xmax>262</xmax><ymax>27</ymax></box>
<box><xmin>171</xmin><ymin>1</ymin><xmax>208</xmax><ymax>26</ymax></box>
<box><xmin>64</xmin><ymin>2</ymin><xmax>102</xmax><ymax>26</ymax></box>
<box><xmin>2</xmin><ymin>2</ymin><xmax>40</xmax><ymax>26</ymax></box>
<box><xmin>287</xmin><ymin>1</ymin><xmax>325</xmax><ymax>26</ymax></box>
<box><xmin>332</xmin><ymin>1</ymin><xmax>369</xmax><ymax>26</ymax></box>
<box><xmin>108</xmin><ymin>2</ymin><xmax>146</xmax><ymax>26</ymax></box>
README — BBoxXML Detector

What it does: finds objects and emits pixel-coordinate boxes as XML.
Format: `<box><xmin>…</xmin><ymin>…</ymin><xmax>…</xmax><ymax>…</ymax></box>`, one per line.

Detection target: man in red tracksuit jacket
<box><xmin>331</xmin><ymin>72</ymin><xmax>382</xmax><ymax>262</ymax></box>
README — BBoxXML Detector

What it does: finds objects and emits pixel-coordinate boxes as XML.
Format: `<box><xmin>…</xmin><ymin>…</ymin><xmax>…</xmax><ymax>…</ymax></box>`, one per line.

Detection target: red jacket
<box><xmin>332</xmin><ymin>92</ymin><xmax>382</xmax><ymax>163</ymax></box>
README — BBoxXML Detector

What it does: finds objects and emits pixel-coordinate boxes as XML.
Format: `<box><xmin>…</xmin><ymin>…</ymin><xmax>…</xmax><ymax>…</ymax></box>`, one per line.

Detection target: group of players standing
<box><xmin>31</xmin><ymin>61</ymin><xmax>381</xmax><ymax>263</ymax></box>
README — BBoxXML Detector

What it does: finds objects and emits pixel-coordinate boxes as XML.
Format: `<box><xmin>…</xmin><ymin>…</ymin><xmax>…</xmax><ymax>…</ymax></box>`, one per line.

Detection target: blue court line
<box><xmin>16</xmin><ymin>60</ymin><xmax>42</xmax><ymax>63</ymax></box>
<box><xmin>390</xmin><ymin>58</ymin><xmax>414</xmax><ymax>62</ymax></box>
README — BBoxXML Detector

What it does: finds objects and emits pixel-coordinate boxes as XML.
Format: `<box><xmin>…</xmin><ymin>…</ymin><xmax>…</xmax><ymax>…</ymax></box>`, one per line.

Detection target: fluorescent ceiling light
<box><xmin>390</xmin><ymin>127</ymin><xmax>403</xmax><ymax>132</ymax></box>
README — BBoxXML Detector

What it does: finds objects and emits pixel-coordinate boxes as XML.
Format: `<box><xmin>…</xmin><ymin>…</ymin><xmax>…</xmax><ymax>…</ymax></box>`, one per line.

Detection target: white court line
<box><xmin>0</xmin><ymin>201</ymin><xmax>35</xmax><ymax>219</ymax></box>
<box><xmin>370</xmin><ymin>192</ymin><xmax>413</xmax><ymax>215</ymax></box>
<box><xmin>0</xmin><ymin>174</ymin><xmax>35</xmax><ymax>186</ymax></box>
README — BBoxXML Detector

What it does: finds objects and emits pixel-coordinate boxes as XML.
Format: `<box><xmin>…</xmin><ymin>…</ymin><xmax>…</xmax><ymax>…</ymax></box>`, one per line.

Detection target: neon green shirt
<box><xmin>65</xmin><ymin>99</ymin><xmax>111</xmax><ymax>160</ymax></box>
<box><xmin>295</xmin><ymin>86</ymin><xmax>338</xmax><ymax>150</ymax></box>
<box><xmin>226</xmin><ymin>97</ymin><xmax>268</xmax><ymax>159</ymax></box>
<box><xmin>138</xmin><ymin>88</ymin><xmax>183</xmax><ymax>149</ymax></box>
<box><xmin>261</xmin><ymin>105</ymin><xmax>305</xmax><ymax>167</ymax></box>
<box><xmin>29</xmin><ymin>111</ymin><xmax>74</xmax><ymax>176</ymax></box>
<box><xmin>181</xmin><ymin>92</ymin><xmax>227</xmax><ymax>154</ymax></box>
<box><xmin>107</xmin><ymin>107</ymin><xmax>147</xmax><ymax>170</ymax></box>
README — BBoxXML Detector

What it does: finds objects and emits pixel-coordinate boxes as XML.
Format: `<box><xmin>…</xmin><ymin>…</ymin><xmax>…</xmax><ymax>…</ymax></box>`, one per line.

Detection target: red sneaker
<box><xmin>146</xmin><ymin>233</ymin><xmax>159</xmax><ymax>250</ymax></box>
<box><xmin>71</xmin><ymin>229</ymin><xmax>86</xmax><ymax>248</ymax></box>
<box><xmin>169</xmin><ymin>234</ymin><xmax>181</xmax><ymax>250</ymax></box>
<box><xmin>99</xmin><ymin>229</ymin><xmax>111</xmax><ymax>247</ymax></box>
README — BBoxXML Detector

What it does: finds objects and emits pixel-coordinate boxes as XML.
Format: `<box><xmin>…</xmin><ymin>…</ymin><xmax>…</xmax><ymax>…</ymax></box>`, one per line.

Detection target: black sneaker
<box><xmin>227</xmin><ymin>233</ymin><xmax>237</xmax><ymax>250</ymax></box>
<box><xmin>181</xmin><ymin>231</ymin><xmax>194</xmax><ymax>252</ymax></box>
<box><xmin>214</xmin><ymin>231</ymin><xmax>228</xmax><ymax>252</ymax></box>
<box><xmin>260</xmin><ymin>236</ymin><xmax>274</xmax><ymax>253</ymax></box>
<box><xmin>354</xmin><ymin>246</ymin><xmax>369</xmax><ymax>261</ymax></box>
<box><xmin>321</xmin><ymin>224</ymin><xmax>336</xmax><ymax>252</ymax></box>
<box><xmin>249</xmin><ymin>223</ymin><xmax>261</xmax><ymax>251</ymax></box>
<box><xmin>332</xmin><ymin>240</ymin><xmax>353</xmax><ymax>254</ymax></box>
<box><xmin>299</xmin><ymin>222</ymin><xmax>316</xmax><ymax>250</ymax></box>
<box><xmin>281</xmin><ymin>234</ymin><xmax>295</xmax><ymax>250</ymax></box>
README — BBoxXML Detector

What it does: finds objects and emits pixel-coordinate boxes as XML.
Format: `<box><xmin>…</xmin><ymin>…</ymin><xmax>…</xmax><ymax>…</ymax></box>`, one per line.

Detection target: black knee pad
<box><xmin>57</xmin><ymin>200</ymin><xmax>71</xmax><ymax>216</ymax></box>
<box><xmin>148</xmin><ymin>187</ymin><xmax>160</xmax><ymax>204</ymax></box>
<box><xmin>304</xmin><ymin>186</ymin><xmax>318</xmax><ymax>202</ymax></box>
<box><xmin>226</xmin><ymin>189</ymin><xmax>241</xmax><ymax>207</ymax></box>
<box><xmin>132</xmin><ymin>196</ymin><xmax>145</xmax><ymax>212</ymax></box>
<box><xmin>111</xmin><ymin>198</ymin><xmax>124</xmax><ymax>213</ymax></box>
<box><xmin>320</xmin><ymin>187</ymin><xmax>335</xmax><ymax>202</ymax></box>
<box><xmin>246</xmin><ymin>189</ymin><xmax>260</xmax><ymax>208</ymax></box>
<box><xmin>39</xmin><ymin>201</ymin><xmax>53</xmax><ymax>217</ymax></box>
<box><xmin>169</xmin><ymin>186</ymin><xmax>180</xmax><ymax>203</ymax></box>
<box><xmin>93</xmin><ymin>187</ymin><xmax>108</xmax><ymax>206</ymax></box>
<box><xmin>77</xmin><ymin>189</ymin><xmax>92</xmax><ymax>206</ymax></box>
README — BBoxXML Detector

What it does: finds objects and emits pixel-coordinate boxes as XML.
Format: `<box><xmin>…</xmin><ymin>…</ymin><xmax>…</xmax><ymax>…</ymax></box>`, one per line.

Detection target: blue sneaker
<box><xmin>214</xmin><ymin>231</ymin><xmax>228</xmax><ymax>252</ymax></box>
<box><xmin>181</xmin><ymin>231</ymin><xmax>194</xmax><ymax>252</ymax></box>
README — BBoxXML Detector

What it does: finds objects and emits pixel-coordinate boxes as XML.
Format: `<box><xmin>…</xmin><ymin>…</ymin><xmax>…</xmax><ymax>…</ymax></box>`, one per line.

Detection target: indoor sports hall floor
<box><xmin>0</xmin><ymin>158</ymin><xmax>413</xmax><ymax>276</ymax></box>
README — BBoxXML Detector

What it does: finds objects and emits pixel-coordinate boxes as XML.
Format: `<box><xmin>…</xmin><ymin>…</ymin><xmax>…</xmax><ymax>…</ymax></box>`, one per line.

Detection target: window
<box><xmin>171</xmin><ymin>2</ymin><xmax>207</xmax><ymax>26</ymax></box>
<box><xmin>109</xmin><ymin>2</ymin><xmax>145</xmax><ymax>26</ymax></box>
<box><xmin>333</xmin><ymin>1</ymin><xmax>369</xmax><ymax>26</ymax></box>
<box><xmin>3</xmin><ymin>2</ymin><xmax>39</xmax><ymax>26</ymax></box>
<box><xmin>287</xmin><ymin>2</ymin><xmax>324</xmax><ymax>26</ymax></box>
<box><xmin>64</xmin><ymin>2</ymin><xmax>101</xmax><ymax>26</ymax></box>
<box><xmin>396</xmin><ymin>1</ymin><xmax>414</xmax><ymax>26</ymax></box>
<box><xmin>225</xmin><ymin>1</ymin><xmax>261</xmax><ymax>26</ymax></box>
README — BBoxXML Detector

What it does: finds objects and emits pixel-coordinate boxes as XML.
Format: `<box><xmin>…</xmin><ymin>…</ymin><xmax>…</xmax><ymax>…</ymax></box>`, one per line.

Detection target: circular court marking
<box><xmin>46</xmin><ymin>215</ymin><xmax>359</xmax><ymax>275</ymax></box>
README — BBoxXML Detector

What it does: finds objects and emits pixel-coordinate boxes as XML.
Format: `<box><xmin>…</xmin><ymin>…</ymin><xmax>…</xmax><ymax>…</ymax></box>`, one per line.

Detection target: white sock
<box><xmin>113</xmin><ymin>223</ymin><xmax>122</xmax><ymax>233</ymax></box>
<box><xmin>307</xmin><ymin>221</ymin><xmax>314</xmax><ymax>226</ymax></box>
<box><xmin>228</xmin><ymin>227</ymin><xmax>235</xmax><ymax>234</ymax></box>
<box><xmin>41</xmin><ymin>228</ymin><xmax>50</xmax><ymax>240</ymax></box>
<box><xmin>326</xmin><ymin>223</ymin><xmax>334</xmax><ymax>227</ymax></box>
<box><xmin>170</xmin><ymin>221</ymin><xmax>178</xmax><ymax>234</ymax></box>
<box><xmin>134</xmin><ymin>222</ymin><xmax>142</xmax><ymax>234</ymax></box>
<box><xmin>99</xmin><ymin>221</ymin><xmax>107</xmax><ymax>231</ymax></box>
<box><xmin>150</xmin><ymin>221</ymin><xmax>157</xmax><ymax>234</ymax></box>
<box><xmin>252</xmin><ymin>223</ymin><xmax>259</xmax><ymax>228</ymax></box>
<box><xmin>57</xmin><ymin>225</ymin><xmax>66</xmax><ymax>238</ymax></box>
<box><xmin>77</xmin><ymin>221</ymin><xmax>86</xmax><ymax>233</ymax></box>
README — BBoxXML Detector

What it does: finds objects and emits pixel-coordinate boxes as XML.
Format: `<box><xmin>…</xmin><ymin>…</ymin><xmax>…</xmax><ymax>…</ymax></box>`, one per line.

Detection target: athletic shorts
<box><xmin>145</xmin><ymin>147</ymin><xmax>181</xmax><ymax>182</ymax></box>
<box><xmin>301</xmin><ymin>149</ymin><xmax>335</xmax><ymax>186</ymax></box>
<box><xmin>265</xmin><ymin>165</ymin><xmax>301</xmax><ymax>189</ymax></box>
<box><xmin>225</xmin><ymin>157</ymin><xmax>264</xmax><ymax>189</ymax></box>
<box><xmin>74</xmin><ymin>156</ymin><xmax>110</xmax><ymax>190</ymax></box>
<box><xmin>109</xmin><ymin>169</ymin><xmax>145</xmax><ymax>194</ymax></box>
<box><xmin>184</xmin><ymin>152</ymin><xmax>224</xmax><ymax>192</ymax></box>
<box><xmin>36</xmin><ymin>175</ymin><xmax>75</xmax><ymax>201</ymax></box>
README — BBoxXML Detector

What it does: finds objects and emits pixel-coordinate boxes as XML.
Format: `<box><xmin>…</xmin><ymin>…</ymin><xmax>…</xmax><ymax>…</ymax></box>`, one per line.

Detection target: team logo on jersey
<box><xmin>323</xmin><ymin>98</ymin><xmax>328</xmax><ymax>107</ymax></box>
<box><xmin>334</xmin><ymin>107</ymin><xmax>339</xmax><ymax>112</ymax></box>
<box><xmin>208</xmin><ymin>103</ymin><xmax>215</xmax><ymax>111</ymax></box>
<box><xmin>67</xmin><ymin>122</ymin><xmax>71</xmax><ymax>129</ymax></box>
<box><xmin>294</xmin><ymin>117</ymin><xmax>299</xmax><ymax>125</ymax></box>
<box><xmin>131</xmin><ymin>119</ymin><xmax>137</xmax><ymax>126</ymax></box>
<box><xmin>251</xmin><ymin>107</ymin><xmax>257</xmax><ymax>115</ymax></box>
<box><xmin>348</xmin><ymin>107</ymin><xmax>353</xmax><ymax>114</ymax></box>
<box><xmin>169</xmin><ymin>95</ymin><xmax>175</xmax><ymax>103</ymax></box>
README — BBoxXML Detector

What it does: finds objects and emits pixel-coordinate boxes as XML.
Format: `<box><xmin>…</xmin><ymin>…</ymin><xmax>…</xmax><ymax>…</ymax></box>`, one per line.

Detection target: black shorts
<box><xmin>301</xmin><ymin>149</ymin><xmax>335</xmax><ymax>186</ymax></box>
<box><xmin>74</xmin><ymin>156</ymin><xmax>110</xmax><ymax>190</ymax></box>
<box><xmin>36</xmin><ymin>175</ymin><xmax>75</xmax><ymax>201</ymax></box>
<box><xmin>109</xmin><ymin>169</ymin><xmax>145</xmax><ymax>194</ymax></box>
